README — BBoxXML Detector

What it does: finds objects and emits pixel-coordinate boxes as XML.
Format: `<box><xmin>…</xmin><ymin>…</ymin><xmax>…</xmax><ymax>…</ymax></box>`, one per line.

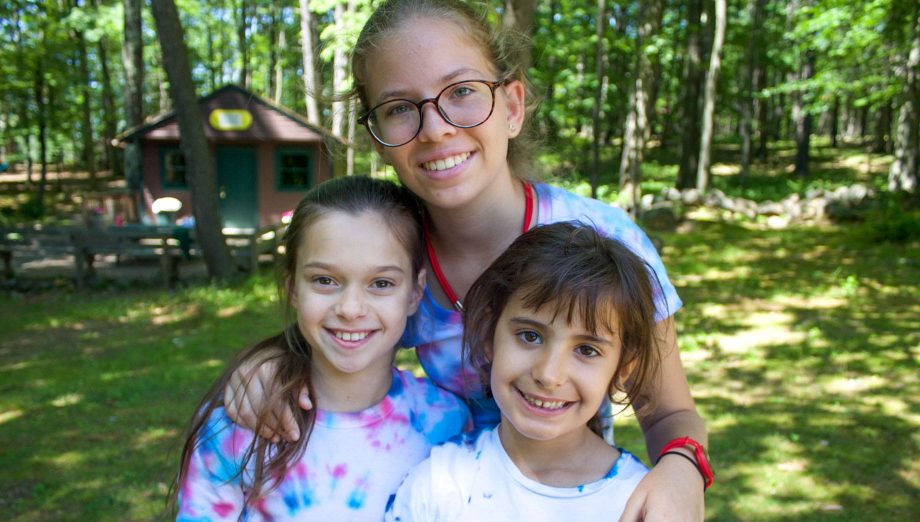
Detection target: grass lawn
<box><xmin>2</xmin><ymin>218</ymin><xmax>916</xmax><ymax>521</ymax></box>
<box><xmin>1</xmin><ymin>142</ymin><xmax>918</xmax><ymax>520</ymax></box>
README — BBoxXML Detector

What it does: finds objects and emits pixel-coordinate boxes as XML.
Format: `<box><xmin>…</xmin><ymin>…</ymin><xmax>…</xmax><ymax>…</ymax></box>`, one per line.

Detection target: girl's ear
<box><xmin>502</xmin><ymin>79</ymin><xmax>526</xmax><ymax>138</ymax></box>
<box><xmin>408</xmin><ymin>268</ymin><xmax>427</xmax><ymax>315</ymax></box>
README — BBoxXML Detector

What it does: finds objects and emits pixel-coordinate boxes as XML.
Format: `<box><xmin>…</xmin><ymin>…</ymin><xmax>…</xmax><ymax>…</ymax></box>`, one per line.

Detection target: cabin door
<box><xmin>215</xmin><ymin>146</ymin><xmax>258</xmax><ymax>230</ymax></box>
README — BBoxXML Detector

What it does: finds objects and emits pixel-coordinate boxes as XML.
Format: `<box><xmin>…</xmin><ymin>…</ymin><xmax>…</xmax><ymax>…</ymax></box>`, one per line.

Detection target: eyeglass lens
<box><xmin>366</xmin><ymin>80</ymin><xmax>497</xmax><ymax>146</ymax></box>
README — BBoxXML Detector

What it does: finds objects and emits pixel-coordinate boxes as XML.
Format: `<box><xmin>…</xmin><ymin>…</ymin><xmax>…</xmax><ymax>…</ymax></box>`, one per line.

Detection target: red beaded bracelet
<box><xmin>658</xmin><ymin>436</ymin><xmax>714</xmax><ymax>490</ymax></box>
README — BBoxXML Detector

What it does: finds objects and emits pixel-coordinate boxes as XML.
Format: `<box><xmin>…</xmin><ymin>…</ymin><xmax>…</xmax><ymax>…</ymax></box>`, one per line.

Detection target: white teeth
<box><xmin>523</xmin><ymin>393</ymin><xmax>567</xmax><ymax>410</ymax></box>
<box><xmin>422</xmin><ymin>152</ymin><xmax>470</xmax><ymax>171</ymax></box>
<box><xmin>335</xmin><ymin>331</ymin><xmax>368</xmax><ymax>342</ymax></box>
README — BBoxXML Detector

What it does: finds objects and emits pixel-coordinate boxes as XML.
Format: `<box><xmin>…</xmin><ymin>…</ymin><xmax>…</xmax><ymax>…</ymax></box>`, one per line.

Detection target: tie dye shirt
<box><xmin>401</xmin><ymin>183</ymin><xmax>682</xmax><ymax>428</ymax></box>
<box><xmin>385</xmin><ymin>426</ymin><xmax>649</xmax><ymax>521</ymax></box>
<box><xmin>178</xmin><ymin>369</ymin><xmax>471</xmax><ymax>522</ymax></box>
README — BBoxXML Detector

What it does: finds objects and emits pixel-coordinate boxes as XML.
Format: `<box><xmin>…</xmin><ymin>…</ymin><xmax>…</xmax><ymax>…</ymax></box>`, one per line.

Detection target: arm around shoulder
<box><xmin>620</xmin><ymin>317</ymin><xmax>707</xmax><ymax>522</ymax></box>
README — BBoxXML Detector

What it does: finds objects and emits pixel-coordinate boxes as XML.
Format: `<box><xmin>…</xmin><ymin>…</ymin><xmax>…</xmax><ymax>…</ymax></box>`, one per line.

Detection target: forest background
<box><xmin>0</xmin><ymin>0</ymin><xmax>918</xmax><ymax>520</ymax></box>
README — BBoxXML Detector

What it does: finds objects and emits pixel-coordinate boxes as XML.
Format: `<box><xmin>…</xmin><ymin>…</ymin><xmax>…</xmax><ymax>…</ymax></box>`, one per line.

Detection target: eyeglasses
<box><xmin>359</xmin><ymin>79</ymin><xmax>508</xmax><ymax>147</ymax></box>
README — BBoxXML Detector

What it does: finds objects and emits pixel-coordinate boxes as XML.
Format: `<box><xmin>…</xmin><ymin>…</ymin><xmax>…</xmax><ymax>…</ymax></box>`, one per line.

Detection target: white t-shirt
<box><xmin>385</xmin><ymin>427</ymin><xmax>649</xmax><ymax>521</ymax></box>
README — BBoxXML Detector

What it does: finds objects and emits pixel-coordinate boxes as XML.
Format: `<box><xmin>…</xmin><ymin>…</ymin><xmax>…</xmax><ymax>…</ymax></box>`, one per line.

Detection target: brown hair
<box><xmin>350</xmin><ymin>0</ymin><xmax>540</xmax><ymax>177</ymax></box>
<box><xmin>462</xmin><ymin>222</ymin><xmax>663</xmax><ymax>435</ymax></box>
<box><xmin>172</xmin><ymin>176</ymin><xmax>423</xmax><ymax>513</ymax></box>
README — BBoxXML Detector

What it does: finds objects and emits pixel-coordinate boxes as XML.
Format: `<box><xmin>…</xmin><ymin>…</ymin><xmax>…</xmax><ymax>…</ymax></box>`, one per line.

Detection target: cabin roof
<box><xmin>119</xmin><ymin>84</ymin><xmax>344</xmax><ymax>145</ymax></box>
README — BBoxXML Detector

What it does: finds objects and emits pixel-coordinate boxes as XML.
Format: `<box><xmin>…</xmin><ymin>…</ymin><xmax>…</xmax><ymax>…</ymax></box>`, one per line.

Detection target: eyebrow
<box><xmin>375</xmin><ymin>68</ymin><xmax>488</xmax><ymax>103</ymax></box>
<box><xmin>302</xmin><ymin>261</ymin><xmax>406</xmax><ymax>275</ymax></box>
<box><xmin>508</xmin><ymin>316</ymin><xmax>614</xmax><ymax>345</ymax></box>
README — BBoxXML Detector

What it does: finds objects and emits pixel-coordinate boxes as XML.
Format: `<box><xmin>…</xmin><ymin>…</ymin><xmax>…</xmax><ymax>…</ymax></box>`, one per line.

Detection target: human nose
<box><xmin>415</xmin><ymin>99</ymin><xmax>457</xmax><ymax>142</ymax></box>
<box><xmin>334</xmin><ymin>285</ymin><xmax>367</xmax><ymax>320</ymax></box>
<box><xmin>532</xmin><ymin>345</ymin><xmax>567</xmax><ymax>390</ymax></box>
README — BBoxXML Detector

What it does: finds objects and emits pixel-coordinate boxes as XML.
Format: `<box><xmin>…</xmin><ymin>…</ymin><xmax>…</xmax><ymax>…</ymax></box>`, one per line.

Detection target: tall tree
<box><xmin>696</xmin><ymin>0</ymin><xmax>727</xmax><ymax>192</ymax></box>
<box><xmin>618</xmin><ymin>0</ymin><xmax>664</xmax><ymax>202</ymax></box>
<box><xmin>237</xmin><ymin>0</ymin><xmax>251</xmax><ymax>89</ymax></box>
<box><xmin>589</xmin><ymin>0</ymin><xmax>606</xmax><ymax>199</ymax></box>
<box><xmin>793</xmin><ymin>49</ymin><xmax>815</xmax><ymax>177</ymax></box>
<box><xmin>677</xmin><ymin>0</ymin><xmax>704</xmax><ymax>189</ymax></box>
<box><xmin>740</xmin><ymin>0</ymin><xmax>767</xmax><ymax>184</ymax></box>
<box><xmin>123</xmin><ymin>0</ymin><xmax>144</xmax><ymax>209</ymax></box>
<box><xmin>502</xmin><ymin>0</ymin><xmax>538</xmax><ymax>68</ymax></box>
<box><xmin>74</xmin><ymin>5</ymin><xmax>97</xmax><ymax>185</ymax></box>
<box><xmin>889</xmin><ymin>9</ymin><xmax>920</xmax><ymax>193</ymax></box>
<box><xmin>150</xmin><ymin>0</ymin><xmax>238</xmax><ymax>281</ymax></box>
<box><xmin>298</xmin><ymin>0</ymin><xmax>321</xmax><ymax>126</ymax></box>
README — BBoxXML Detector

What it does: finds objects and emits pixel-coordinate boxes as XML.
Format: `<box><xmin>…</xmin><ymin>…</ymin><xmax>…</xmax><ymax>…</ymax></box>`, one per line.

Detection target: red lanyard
<box><xmin>425</xmin><ymin>181</ymin><xmax>534</xmax><ymax>312</ymax></box>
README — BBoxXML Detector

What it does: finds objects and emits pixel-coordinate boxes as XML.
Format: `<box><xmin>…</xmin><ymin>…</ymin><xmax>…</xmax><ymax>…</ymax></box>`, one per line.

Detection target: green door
<box><xmin>215</xmin><ymin>146</ymin><xmax>258</xmax><ymax>230</ymax></box>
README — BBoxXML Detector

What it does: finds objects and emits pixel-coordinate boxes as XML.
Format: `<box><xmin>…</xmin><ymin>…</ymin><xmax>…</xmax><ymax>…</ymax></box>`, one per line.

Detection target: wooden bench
<box><xmin>71</xmin><ymin>226</ymin><xmax>188</xmax><ymax>287</ymax></box>
<box><xmin>1</xmin><ymin>226</ymin><xmax>81</xmax><ymax>280</ymax></box>
<box><xmin>1</xmin><ymin>223</ymin><xmax>286</xmax><ymax>288</ymax></box>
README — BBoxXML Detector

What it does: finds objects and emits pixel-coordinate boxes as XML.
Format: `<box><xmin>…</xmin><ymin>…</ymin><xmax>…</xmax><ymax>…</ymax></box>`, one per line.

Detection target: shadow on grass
<box><xmin>656</xmin><ymin>221</ymin><xmax>919</xmax><ymax>521</ymax></box>
<box><xmin>0</xmin><ymin>275</ymin><xmax>284</xmax><ymax>521</ymax></box>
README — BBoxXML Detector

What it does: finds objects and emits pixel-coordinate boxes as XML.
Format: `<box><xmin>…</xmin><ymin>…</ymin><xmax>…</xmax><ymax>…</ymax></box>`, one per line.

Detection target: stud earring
<box><xmin>508</xmin><ymin>122</ymin><xmax>516</xmax><ymax>132</ymax></box>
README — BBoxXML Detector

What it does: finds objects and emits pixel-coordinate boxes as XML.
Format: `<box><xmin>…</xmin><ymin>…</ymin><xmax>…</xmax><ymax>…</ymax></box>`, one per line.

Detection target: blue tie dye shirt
<box><xmin>177</xmin><ymin>368</ymin><xmax>471</xmax><ymax>522</ymax></box>
<box><xmin>401</xmin><ymin>183</ymin><xmax>683</xmax><ymax>428</ymax></box>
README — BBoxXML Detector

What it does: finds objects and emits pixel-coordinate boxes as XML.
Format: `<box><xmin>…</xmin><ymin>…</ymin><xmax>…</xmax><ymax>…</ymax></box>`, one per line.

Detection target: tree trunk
<box><xmin>298</xmin><ymin>0</ymin><xmax>321</xmax><ymax>125</ymax></box>
<box><xmin>872</xmin><ymin>101</ymin><xmax>892</xmax><ymax>153</ymax></box>
<box><xmin>75</xmin><ymin>23</ymin><xmax>97</xmax><ymax>185</ymax></box>
<box><xmin>889</xmin><ymin>11</ymin><xmax>920</xmax><ymax>193</ymax></box>
<box><xmin>618</xmin><ymin>0</ymin><xmax>663</xmax><ymax>204</ymax></box>
<box><xmin>97</xmin><ymin>32</ymin><xmax>120</xmax><ymax>176</ymax></box>
<box><xmin>589</xmin><ymin>0</ymin><xmax>606</xmax><ymax>199</ymax></box>
<box><xmin>740</xmin><ymin>0</ymin><xmax>766</xmax><ymax>184</ymax></box>
<box><xmin>502</xmin><ymin>0</ymin><xmax>538</xmax><ymax>68</ymax></box>
<box><xmin>830</xmin><ymin>95</ymin><xmax>839</xmax><ymax>148</ymax></box>
<box><xmin>794</xmin><ymin>50</ymin><xmax>815</xmax><ymax>177</ymax></box>
<box><xmin>275</xmin><ymin>22</ymin><xmax>285</xmax><ymax>104</ymax></box>
<box><xmin>331</xmin><ymin>2</ymin><xmax>349</xmax><ymax>138</ymax></box>
<box><xmin>34</xmin><ymin>65</ymin><xmax>48</xmax><ymax>217</ymax></box>
<box><xmin>237</xmin><ymin>0</ymin><xmax>250</xmax><ymax>89</ymax></box>
<box><xmin>151</xmin><ymin>0</ymin><xmax>239</xmax><ymax>281</ymax></box>
<box><xmin>677</xmin><ymin>0</ymin><xmax>704</xmax><ymax>189</ymax></box>
<box><xmin>123</xmin><ymin>0</ymin><xmax>144</xmax><ymax>213</ymax></box>
<box><xmin>696</xmin><ymin>0</ymin><xmax>727</xmax><ymax>193</ymax></box>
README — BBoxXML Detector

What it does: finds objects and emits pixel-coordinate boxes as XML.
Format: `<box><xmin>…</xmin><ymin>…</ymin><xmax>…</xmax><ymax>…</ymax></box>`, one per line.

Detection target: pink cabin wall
<box><xmin>141</xmin><ymin>140</ymin><xmax>334</xmax><ymax>229</ymax></box>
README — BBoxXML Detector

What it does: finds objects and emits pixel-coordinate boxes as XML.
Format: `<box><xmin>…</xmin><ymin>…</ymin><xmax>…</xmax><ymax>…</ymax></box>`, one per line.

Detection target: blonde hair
<box><xmin>350</xmin><ymin>0</ymin><xmax>541</xmax><ymax>177</ymax></box>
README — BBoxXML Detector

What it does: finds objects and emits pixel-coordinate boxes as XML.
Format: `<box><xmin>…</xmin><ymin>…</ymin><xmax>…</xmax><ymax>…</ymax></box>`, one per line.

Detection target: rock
<box><xmin>661</xmin><ymin>187</ymin><xmax>682</xmax><ymax>202</ymax></box>
<box><xmin>757</xmin><ymin>200</ymin><xmax>785</xmax><ymax>216</ymax></box>
<box><xmin>640</xmin><ymin>193</ymin><xmax>655</xmax><ymax>210</ymax></box>
<box><xmin>641</xmin><ymin>202</ymin><xmax>679</xmax><ymax>231</ymax></box>
<box><xmin>766</xmin><ymin>215</ymin><xmax>790</xmax><ymax>229</ymax></box>
<box><xmin>681</xmin><ymin>188</ymin><xmax>701</xmax><ymax>205</ymax></box>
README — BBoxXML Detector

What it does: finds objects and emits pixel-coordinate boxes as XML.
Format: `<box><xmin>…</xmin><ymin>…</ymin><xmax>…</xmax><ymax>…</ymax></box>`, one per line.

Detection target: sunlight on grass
<box><xmin>50</xmin><ymin>393</ymin><xmax>83</xmax><ymax>407</ymax></box>
<box><xmin>134</xmin><ymin>427</ymin><xmax>178</xmax><ymax>447</ymax></box>
<box><xmin>48</xmin><ymin>450</ymin><xmax>85</xmax><ymax>468</ymax></box>
<box><xmin>0</xmin><ymin>409</ymin><xmax>23</xmax><ymax>424</ymax></box>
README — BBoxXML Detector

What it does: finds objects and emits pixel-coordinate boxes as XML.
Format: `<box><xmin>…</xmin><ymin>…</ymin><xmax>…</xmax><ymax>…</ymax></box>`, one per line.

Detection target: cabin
<box><xmin>120</xmin><ymin>85</ymin><xmax>342</xmax><ymax>230</ymax></box>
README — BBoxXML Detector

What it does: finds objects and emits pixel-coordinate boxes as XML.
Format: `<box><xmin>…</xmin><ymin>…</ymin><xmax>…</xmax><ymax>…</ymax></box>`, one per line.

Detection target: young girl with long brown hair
<box><xmin>175</xmin><ymin>177</ymin><xmax>470</xmax><ymax>521</ymax></box>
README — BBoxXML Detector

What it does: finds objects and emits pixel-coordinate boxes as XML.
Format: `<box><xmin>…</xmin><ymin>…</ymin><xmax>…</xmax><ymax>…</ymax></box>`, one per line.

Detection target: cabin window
<box><xmin>276</xmin><ymin>149</ymin><xmax>313</xmax><ymax>190</ymax></box>
<box><xmin>160</xmin><ymin>146</ymin><xmax>188</xmax><ymax>188</ymax></box>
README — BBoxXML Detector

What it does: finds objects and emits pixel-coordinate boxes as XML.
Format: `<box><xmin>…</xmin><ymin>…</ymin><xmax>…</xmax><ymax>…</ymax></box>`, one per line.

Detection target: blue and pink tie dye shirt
<box><xmin>177</xmin><ymin>368</ymin><xmax>471</xmax><ymax>521</ymax></box>
<box><xmin>401</xmin><ymin>183</ymin><xmax>682</xmax><ymax>428</ymax></box>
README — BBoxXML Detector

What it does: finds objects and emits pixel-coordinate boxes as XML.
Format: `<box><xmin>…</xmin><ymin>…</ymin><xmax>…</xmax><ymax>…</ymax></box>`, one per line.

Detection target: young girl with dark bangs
<box><xmin>174</xmin><ymin>177</ymin><xmax>470</xmax><ymax>521</ymax></box>
<box><xmin>386</xmin><ymin>222</ymin><xmax>671</xmax><ymax>520</ymax></box>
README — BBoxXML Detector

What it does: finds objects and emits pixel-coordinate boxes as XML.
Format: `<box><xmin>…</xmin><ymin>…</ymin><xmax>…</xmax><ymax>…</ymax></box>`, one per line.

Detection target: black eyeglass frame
<box><xmin>358</xmin><ymin>78</ymin><xmax>510</xmax><ymax>148</ymax></box>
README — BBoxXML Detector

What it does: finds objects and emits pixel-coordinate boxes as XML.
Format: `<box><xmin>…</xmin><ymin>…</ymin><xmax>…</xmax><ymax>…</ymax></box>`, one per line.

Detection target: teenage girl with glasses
<box><xmin>225</xmin><ymin>1</ymin><xmax>710</xmax><ymax>519</ymax></box>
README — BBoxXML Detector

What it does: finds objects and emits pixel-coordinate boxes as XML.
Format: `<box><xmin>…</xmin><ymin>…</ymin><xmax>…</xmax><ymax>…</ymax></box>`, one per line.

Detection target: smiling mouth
<box><xmin>421</xmin><ymin>152</ymin><xmax>470</xmax><ymax>171</ymax></box>
<box><xmin>518</xmin><ymin>388</ymin><xmax>571</xmax><ymax>411</ymax></box>
<box><xmin>331</xmin><ymin>330</ymin><xmax>372</xmax><ymax>342</ymax></box>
